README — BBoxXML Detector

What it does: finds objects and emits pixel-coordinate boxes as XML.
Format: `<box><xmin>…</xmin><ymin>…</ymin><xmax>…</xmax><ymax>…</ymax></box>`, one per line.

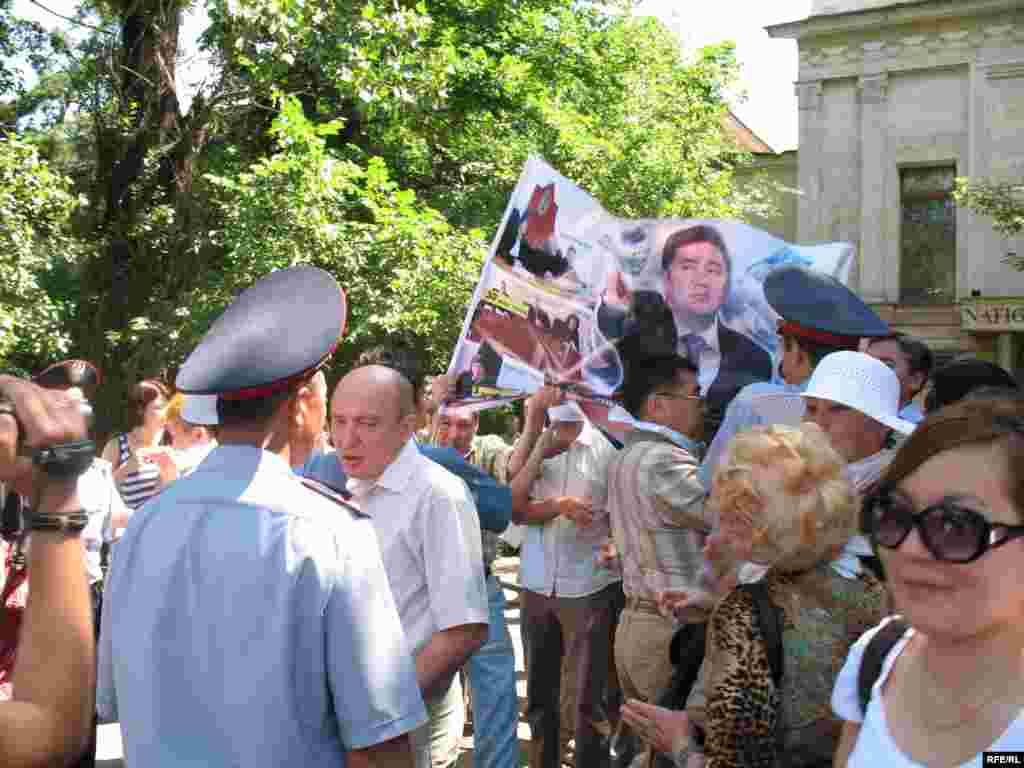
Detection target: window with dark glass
<box><xmin>900</xmin><ymin>166</ymin><xmax>956</xmax><ymax>305</ymax></box>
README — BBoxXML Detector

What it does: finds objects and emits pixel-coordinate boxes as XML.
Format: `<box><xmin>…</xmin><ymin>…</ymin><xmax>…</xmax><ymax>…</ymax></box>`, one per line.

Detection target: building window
<box><xmin>900</xmin><ymin>166</ymin><xmax>956</xmax><ymax>305</ymax></box>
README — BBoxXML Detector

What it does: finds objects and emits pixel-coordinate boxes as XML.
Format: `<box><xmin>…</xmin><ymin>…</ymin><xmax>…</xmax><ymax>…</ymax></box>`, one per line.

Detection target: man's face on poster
<box><xmin>664</xmin><ymin>240</ymin><xmax>729</xmax><ymax>320</ymax></box>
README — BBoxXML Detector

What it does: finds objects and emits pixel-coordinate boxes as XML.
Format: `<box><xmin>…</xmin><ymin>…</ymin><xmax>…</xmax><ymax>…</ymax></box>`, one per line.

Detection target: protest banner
<box><xmin>446</xmin><ymin>156</ymin><xmax>854</xmax><ymax>431</ymax></box>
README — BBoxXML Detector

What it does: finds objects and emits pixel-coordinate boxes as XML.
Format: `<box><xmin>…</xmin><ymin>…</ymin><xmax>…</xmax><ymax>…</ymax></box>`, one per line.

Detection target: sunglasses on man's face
<box><xmin>863</xmin><ymin>491</ymin><xmax>1024</xmax><ymax>564</ymax></box>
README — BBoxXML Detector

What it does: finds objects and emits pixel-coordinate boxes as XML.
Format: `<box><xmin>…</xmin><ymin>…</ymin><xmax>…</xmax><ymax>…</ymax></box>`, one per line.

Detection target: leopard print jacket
<box><xmin>701</xmin><ymin>562</ymin><xmax>884</xmax><ymax>768</ymax></box>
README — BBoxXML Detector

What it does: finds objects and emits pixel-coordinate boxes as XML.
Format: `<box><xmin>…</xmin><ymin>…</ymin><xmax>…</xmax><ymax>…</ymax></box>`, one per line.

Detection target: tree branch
<box><xmin>25</xmin><ymin>0</ymin><xmax>115</xmax><ymax>35</ymax></box>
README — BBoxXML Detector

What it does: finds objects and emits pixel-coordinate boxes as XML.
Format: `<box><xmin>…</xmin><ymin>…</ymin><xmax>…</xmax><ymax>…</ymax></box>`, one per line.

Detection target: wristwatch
<box><xmin>32</xmin><ymin>440</ymin><xmax>95</xmax><ymax>479</ymax></box>
<box><xmin>25</xmin><ymin>509</ymin><xmax>89</xmax><ymax>534</ymax></box>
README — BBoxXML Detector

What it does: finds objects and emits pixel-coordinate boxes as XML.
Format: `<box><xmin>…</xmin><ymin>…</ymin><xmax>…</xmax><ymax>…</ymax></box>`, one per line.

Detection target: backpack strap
<box><xmin>857</xmin><ymin>618</ymin><xmax>909</xmax><ymax>716</ymax></box>
<box><xmin>739</xmin><ymin>581</ymin><xmax>783</xmax><ymax>688</ymax></box>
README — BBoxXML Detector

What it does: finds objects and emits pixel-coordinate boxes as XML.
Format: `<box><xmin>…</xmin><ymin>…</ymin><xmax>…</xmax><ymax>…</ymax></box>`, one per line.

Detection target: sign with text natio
<box><xmin>961</xmin><ymin>299</ymin><xmax>1024</xmax><ymax>332</ymax></box>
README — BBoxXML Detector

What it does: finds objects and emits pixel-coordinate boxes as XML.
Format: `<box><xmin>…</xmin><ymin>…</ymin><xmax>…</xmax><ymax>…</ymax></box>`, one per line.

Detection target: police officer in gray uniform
<box><xmin>98</xmin><ymin>266</ymin><xmax>427</xmax><ymax>766</ymax></box>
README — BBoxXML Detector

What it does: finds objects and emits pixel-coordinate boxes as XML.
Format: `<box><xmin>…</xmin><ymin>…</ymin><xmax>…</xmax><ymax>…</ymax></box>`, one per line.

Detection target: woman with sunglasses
<box><xmin>833</xmin><ymin>396</ymin><xmax>1024</xmax><ymax>766</ymax></box>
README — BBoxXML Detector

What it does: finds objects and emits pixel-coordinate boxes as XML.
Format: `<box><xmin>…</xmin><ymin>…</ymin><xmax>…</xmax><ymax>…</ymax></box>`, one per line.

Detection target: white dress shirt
<box><xmin>519</xmin><ymin>421</ymin><xmax>620</xmax><ymax>598</ymax></box>
<box><xmin>677</xmin><ymin>315</ymin><xmax>723</xmax><ymax>395</ymax></box>
<box><xmin>348</xmin><ymin>439</ymin><xmax>488</xmax><ymax>657</ymax></box>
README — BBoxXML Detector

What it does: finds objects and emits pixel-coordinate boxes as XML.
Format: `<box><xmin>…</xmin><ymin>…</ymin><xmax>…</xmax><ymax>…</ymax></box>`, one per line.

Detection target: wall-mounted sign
<box><xmin>961</xmin><ymin>298</ymin><xmax>1024</xmax><ymax>332</ymax></box>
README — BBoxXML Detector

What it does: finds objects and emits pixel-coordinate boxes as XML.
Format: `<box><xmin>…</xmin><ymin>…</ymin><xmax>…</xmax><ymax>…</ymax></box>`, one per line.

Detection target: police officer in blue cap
<box><xmin>699</xmin><ymin>264</ymin><xmax>890</xmax><ymax>486</ymax></box>
<box><xmin>97</xmin><ymin>266</ymin><xmax>426</xmax><ymax>767</ymax></box>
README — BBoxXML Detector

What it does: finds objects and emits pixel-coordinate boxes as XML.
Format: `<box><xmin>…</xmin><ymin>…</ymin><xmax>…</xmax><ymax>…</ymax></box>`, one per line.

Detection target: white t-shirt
<box><xmin>832</xmin><ymin>617</ymin><xmax>1024</xmax><ymax>766</ymax></box>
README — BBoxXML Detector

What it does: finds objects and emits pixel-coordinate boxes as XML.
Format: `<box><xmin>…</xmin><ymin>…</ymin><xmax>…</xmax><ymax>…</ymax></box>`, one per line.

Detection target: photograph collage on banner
<box><xmin>447</xmin><ymin>156</ymin><xmax>856</xmax><ymax>432</ymax></box>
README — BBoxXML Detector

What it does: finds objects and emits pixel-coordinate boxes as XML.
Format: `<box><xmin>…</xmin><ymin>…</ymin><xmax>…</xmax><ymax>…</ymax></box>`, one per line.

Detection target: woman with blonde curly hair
<box><xmin>623</xmin><ymin>423</ymin><xmax>886</xmax><ymax>768</ymax></box>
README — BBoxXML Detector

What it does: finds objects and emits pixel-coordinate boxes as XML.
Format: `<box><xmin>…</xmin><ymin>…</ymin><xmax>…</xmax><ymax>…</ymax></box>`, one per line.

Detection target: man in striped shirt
<box><xmin>595</xmin><ymin>355</ymin><xmax>713</xmax><ymax>715</ymax></box>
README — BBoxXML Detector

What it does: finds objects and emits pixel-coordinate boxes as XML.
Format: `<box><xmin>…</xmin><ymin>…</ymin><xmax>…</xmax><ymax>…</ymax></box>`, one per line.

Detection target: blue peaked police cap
<box><xmin>176</xmin><ymin>266</ymin><xmax>346</xmax><ymax>397</ymax></box>
<box><xmin>764</xmin><ymin>264</ymin><xmax>889</xmax><ymax>348</ymax></box>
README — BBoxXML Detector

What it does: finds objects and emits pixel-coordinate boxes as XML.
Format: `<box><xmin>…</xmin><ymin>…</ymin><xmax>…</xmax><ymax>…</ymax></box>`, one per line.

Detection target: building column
<box><xmin>858</xmin><ymin>72</ymin><xmax>889</xmax><ymax>304</ymax></box>
<box><xmin>796</xmin><ymin>80</ymin><xmax>824</xmax><ymax>245</ymax></box>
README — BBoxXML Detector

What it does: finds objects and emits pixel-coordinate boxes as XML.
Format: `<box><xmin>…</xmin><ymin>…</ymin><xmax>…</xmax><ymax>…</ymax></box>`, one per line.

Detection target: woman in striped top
<box><xmin>101</xmin><ymin>379</ymin><xmax>171</xmax><ymax>510</ymax></box>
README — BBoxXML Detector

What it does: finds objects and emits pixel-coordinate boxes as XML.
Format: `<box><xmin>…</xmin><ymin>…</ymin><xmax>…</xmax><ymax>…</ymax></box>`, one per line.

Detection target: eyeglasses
<box><xmin>653</xmin><ymin>391</ymin><xmax>703</xmax><ymax>402</ymax></box>
<box><xmin>863</xmin><ymin>490</ymin><xmax>1024</xmax><ymax>564</ymax></box>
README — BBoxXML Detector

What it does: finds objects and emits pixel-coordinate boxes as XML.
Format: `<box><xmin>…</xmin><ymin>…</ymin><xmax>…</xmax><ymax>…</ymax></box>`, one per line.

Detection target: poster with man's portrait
<box><xmin>447</xmin><ymin>156</ymin><xmax>854</xmax><ymax>430</ymax></box>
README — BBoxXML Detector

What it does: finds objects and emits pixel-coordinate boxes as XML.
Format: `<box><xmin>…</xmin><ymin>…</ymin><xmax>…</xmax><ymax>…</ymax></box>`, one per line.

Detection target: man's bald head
<box><xmin>334</xmin><ymin>365</ymin><xmax>415</xmax><ymax>417</ymax></box>
<box><xmin>330</xmin><ymin>365</ymin><xmax>418</xmax><ymax>481</ymax></box>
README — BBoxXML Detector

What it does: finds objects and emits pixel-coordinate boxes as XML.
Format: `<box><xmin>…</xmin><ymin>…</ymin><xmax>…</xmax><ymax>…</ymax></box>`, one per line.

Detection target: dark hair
<box><xmin>355</xmin><ymin>346</ymin><xmax>422</xmax><ymax>413</ymax></box>
<box><xmin>217</xmin><ymin>389</ymin><xmax>293</xmax><ymax>428</ymax></box>
<box><xmin>964</xmin><ymin>386</ymin><xmax>1024</xmax><ymax>404</ymax></box>
<box><xmin>661</xmin><ymin>225</ymin><xmax>731</xmax><ymax>279</ymax></box>
<box><xmin>869</xmin><ymin>333</ymin><xmax>934</xmax><ymax>377</ymax></box>
<box><xmin>128</xmin><ymin>379</ymin><xmax>170</xmax><ymax>427</ymax></box>
<box><xmin>925</xmin><ymin>359</ymin><xmax>1018</xmax><ymax>413</ymax></box>
<box><xmin>621</xmin><ymin>354</ymin><xmax>699</xmax><ymax>418</ymax></box>
<box><xmin>879</xmin><ymin>397</ymin><xmax>1024</xmax><ymax>517</ymax></box>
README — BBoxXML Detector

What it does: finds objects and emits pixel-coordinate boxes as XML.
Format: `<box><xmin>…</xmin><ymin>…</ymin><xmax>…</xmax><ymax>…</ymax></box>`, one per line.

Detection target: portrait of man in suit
<box><xmin>661</xmin><ymin>224</ymin><xmax>772</xmax><ymax>414</ymax></box>
<box><xmin>597</xmin><ymin>224</ymin><xmax>772</xmax><ymax>417</ymax></box>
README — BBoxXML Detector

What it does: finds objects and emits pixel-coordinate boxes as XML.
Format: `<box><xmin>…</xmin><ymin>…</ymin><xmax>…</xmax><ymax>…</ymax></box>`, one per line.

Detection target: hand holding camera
<box><xmin>0</xmin><ymin>375</ymin><xmax>93</xmax><ymax>532</ymax></box>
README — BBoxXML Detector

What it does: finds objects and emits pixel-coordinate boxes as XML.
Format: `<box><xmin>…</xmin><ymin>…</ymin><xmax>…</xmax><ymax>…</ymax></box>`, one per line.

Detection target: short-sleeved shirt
<box><xmin>599</xmin><ymin>426</ymin><xmax>712</xmax><ymax>608</ymax></box>
<box><xmin>519</xmin><ymin>420</ymin><xmax>621</xmax><ymax>598</ymax></box>
<box><xmin>97</xmin><ymin>445</ymin><xmax>426</xmax><ymax>767</ymax></box>
<box><xmin>346</xmin><ymin>439</ymin><xmax>488</xmax><ymax>657</ymax></box>
<box><xmin>78</xmin><ymin>459</ymin><xmax>130</xmax><ymax>584</ymax></box>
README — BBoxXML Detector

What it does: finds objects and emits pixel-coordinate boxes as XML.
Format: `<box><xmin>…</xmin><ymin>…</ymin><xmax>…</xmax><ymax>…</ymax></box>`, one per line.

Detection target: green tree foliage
<box><xmin>954</xmin><ymin>176</ymin><xmax>1024</xmax><ymax>269</ymax></box>
<box><xmin>1</xmin><ymin>0</ymin><xmax>763</xmax><ymax>435</ymax></box>
<box><xmin>0</xmin><ymin>138</ymin><xmax>81</xmax><ymax>362</ymax></box>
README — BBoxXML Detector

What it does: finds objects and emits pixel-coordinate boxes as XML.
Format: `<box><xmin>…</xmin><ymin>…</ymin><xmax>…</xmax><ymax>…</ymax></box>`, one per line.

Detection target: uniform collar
<box><xmin>202</xmin><ymin>443</ymin><xmax>294</xmax><ymax>476</ymax></box>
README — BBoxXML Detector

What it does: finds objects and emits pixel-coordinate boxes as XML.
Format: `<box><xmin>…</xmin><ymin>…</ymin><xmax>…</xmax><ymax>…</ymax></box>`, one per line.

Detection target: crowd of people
<box><xmin>0</xmin><ymin>262</ymin><xmax>1023</xmax><ymax>768</ymax></box>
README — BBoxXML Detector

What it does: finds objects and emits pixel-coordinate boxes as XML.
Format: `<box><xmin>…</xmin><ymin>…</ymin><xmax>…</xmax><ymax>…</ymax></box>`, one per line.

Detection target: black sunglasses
<box><xmin>863</xmin><ymin>490</ymin><xmax>1024</xmax><ymax>564</ymax></box>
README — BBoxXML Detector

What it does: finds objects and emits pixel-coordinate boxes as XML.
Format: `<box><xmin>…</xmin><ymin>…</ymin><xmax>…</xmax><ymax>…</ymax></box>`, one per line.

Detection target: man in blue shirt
<box><xmin>98</xmin><ymin>267</ymin><xmax>426</xmax><ymax>767</ymax></box>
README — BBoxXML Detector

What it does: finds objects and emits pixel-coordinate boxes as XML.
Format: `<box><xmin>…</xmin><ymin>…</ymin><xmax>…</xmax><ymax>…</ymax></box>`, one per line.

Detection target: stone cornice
<box><xmin>767</xmin><ymin>0</ymin><xmax>1022</xmax><ymax>40</ymax></box>
<box><xmin>793</xmin><ymin>20</ymin><xmax>1022</xmax><ymax>80</ymax></box>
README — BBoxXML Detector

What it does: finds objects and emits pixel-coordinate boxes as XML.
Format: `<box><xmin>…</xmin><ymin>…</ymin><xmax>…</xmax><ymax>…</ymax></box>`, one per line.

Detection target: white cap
<box><xmin>547</xmin><ymin>401</ymin><xmax>585</xmax><ymax>423</ymax></box>
<box><xmin>182</xmin><ymin>394</ymin><xmax>219</xmax><ymax>426</ymax></box>
<box><xmin>801</xmin><ymin>351</ymin><xmax>915</xmax><ymax>434</ymax></box>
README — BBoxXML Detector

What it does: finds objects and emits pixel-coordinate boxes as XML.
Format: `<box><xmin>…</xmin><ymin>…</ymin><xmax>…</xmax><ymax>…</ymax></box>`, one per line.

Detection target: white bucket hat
<box><xmin>801</xmin><ymin>351</ymin><xmax>915</xmax><ymax>434</ymax></box>
<box><xmin>182</xmin><ymin>394</ymin><xmax>219</xmax><ymax>426</ymax></box>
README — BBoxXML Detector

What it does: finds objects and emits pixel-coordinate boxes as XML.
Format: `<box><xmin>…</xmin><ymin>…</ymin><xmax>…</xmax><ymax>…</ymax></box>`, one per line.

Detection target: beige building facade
<box><xmin>763</xmin><ymin>0</ymin><xmax>1024</xmax><ymax>374</ymax></box>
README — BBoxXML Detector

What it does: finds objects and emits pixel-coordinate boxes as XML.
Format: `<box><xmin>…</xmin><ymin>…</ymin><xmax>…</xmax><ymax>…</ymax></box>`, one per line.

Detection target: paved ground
<box><xmin>96</xmin><ymin>557</ymin><xmax>531</xmax><ymax>767</ymax></box>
